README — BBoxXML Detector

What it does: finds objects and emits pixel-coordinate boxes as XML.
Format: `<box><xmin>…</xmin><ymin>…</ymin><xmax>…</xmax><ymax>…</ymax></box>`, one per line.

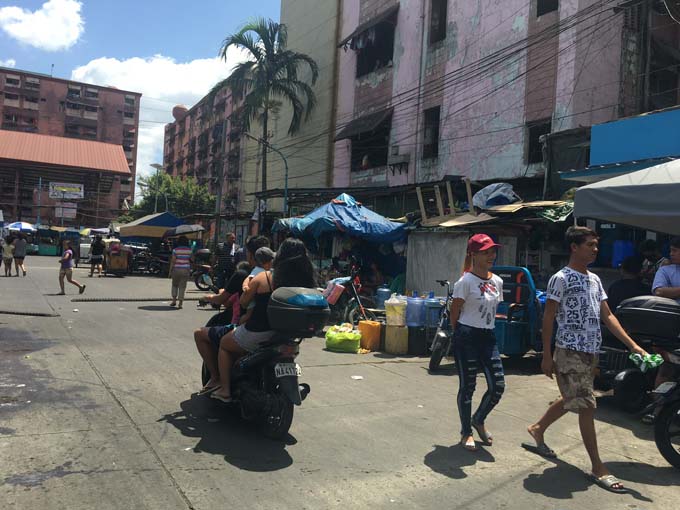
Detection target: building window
<box><xmin>66</xmin><ymin>101</ymin><xmax>82</xmax><ymax>110</ymax></box>
<box><xmin>5</xmin><ymin>77</ymin><xmax>20</xmax><ymax>87</ymax></box>
<box><xmin>350</xmin><ymin>118</ymin><xmax>391</xmax><ymax>171</ymax></box>
<box><xmin>123</xmin><ymin>112</ymin><xmax>134</xmax><ymax>119</ymax></box>
<box><xmin>537</xmin><ymin>0</ymin><xmax>559</xmax><ymax>17</ymax></box>
<box><xmin>4</xmin><ymin>114</ymin><xmax>18</xmax><ymax>123</ymax></box>
<box><xmin>65</xmin><ymin>125</ymin><xmax>79</xmax><ymax>136</ymax></box>
<box><xmin>24</xmin><ymin>95</ymin><xmax>39</xmax><ymax>103</ymax></box>
<box><xmin>356</xmin><ymin>21</ymin><xmax>396</xmax><ymax>78</ymax></box>
<box><xmin>84</xmin><ymin>105</ymin><xmax>98</xmax><ymax>112</ymax></box>
<box><xmin>84</xmin><ymin>89</ymin><xmax>99</xmax><ymax>99</ymax></box>
<box><xmin>124</xmin><ymin>96</ymin><xmax>135</xmax><ymax>107</ymax></box>
<box><xmin>430</xmin><ymin>0</ymin><xmax>448</xmax><ymax>44</ymax></box>
<box><xmin>526</xmin><ymin>119</ymin><xmax>551</xmax><ymax>164</ymax></box>
<box><xmin>5</xmin><ymin>93</ymin><xmax>19</xmax><ymax>100</ymax></box>
<box><xmin>67</xmin><ymin>87</ymin><xmax>81</xmax><ymax>98</ymax></box>
<box><xmin>422</xmin><ymin>106</ymin><xmax>441</xmax><ymax>159</ymax></box>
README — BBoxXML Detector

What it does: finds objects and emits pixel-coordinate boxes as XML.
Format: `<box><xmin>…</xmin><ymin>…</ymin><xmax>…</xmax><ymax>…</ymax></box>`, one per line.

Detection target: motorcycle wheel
<box><xmin>429</xmin><ymin>334</ymin><xmax>445</xmax><ymax>372</ymax></box>
<box><xmin>260</xmin><ymin>392</ymin><xmax>294</xmax><ymax>440</ymax></box>
<box><xmin>654</xmin><ymin>400</ymin><xmax>680</xmax><ymax>469</ymax></box>
<box><xmin>613</xmin><ymin>371</ymin><xmax>648</xmax><ymax>414</ymax></box>
<box><xmin>345</xmin><ymin>300</ymin><xmax>377</xmax><ymax>326</ymax></box>
<box><xmin>148</xmin><ymin>260</ymin><xmax>162</xmax><ymax>275</ymax></box>
<box><xmin>195</xmin><ymin>273</ymin><xmax>213</xmax><ymax>291</ymax></box>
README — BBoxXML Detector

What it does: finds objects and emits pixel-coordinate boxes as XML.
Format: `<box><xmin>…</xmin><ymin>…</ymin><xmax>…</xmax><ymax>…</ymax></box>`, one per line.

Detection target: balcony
<box><xmin>83</xmin><ymin>108</ymin><xmax>99</xmax><ymax>120</ymax></box>
<box><xmin>3</xmin><ymin>95</ymin><xmax>20</xmax><ymax>107</ymax></box>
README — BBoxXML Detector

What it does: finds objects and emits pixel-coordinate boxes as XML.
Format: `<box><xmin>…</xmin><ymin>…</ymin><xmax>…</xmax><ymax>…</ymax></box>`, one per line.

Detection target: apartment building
<box><xmin>0</xmin><ymin>66</ymin><xmax>142</xmax><ymax>208</ymax></box>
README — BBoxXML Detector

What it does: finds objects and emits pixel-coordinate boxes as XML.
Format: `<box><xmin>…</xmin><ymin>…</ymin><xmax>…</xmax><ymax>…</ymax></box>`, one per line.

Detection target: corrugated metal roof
<box><xmin>0</xmin><ymin>130</ymin><xmax>131</xmax><ymax>175</ymax></box>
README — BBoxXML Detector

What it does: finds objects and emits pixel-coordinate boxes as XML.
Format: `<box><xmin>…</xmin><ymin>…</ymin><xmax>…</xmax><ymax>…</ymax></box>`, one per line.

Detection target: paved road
<box><xmin>0</xmin><ymin>257</ymin><xmax>677</xmax><ymax>509</ymax></box>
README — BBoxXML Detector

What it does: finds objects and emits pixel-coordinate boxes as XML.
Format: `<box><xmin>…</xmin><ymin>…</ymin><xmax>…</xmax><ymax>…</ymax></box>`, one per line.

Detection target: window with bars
<box><xmin>430</xmin><ymin>0</ymin><xmax>448</xmax><ymax>44</ymax></box>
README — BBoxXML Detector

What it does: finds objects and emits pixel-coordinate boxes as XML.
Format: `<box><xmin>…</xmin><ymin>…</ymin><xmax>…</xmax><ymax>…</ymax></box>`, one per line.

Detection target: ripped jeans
<box><xmin>453</xmin><ymin>323</ymin><xmax>506</xmax><ymax>437</ymax></box>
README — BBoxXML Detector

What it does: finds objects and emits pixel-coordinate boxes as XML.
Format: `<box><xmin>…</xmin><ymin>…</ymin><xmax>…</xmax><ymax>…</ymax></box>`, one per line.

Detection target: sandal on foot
<box><xmin>586</xmin><ymin>473</ymin><xmax>627</xmax><ymax>494</ymax></box>
<box><xmin>472</xmin><ymin>420</ymin><xmax>493</xmax><ymax>445</ymax></box>
<box><xmin>210</xmin><ymin>393</ymin><xmax>233</xmax><ymax>404</ymax></box>
<box><xmin>197</xmin><ymin>385</ymin><xmax>220</xmax><ymax>396</ymax></box>
<box><xmin>79</xmin><ymin>285</ymin><xmax>86</xmax><ymax>295</ymax></box>
<box><xmin>521</xmin><ymin>442</ymin><xmax>557</xmax><ymax>459</ymax></box>
<box><xmin>460</xmin><ymin>435</ymin><xmax>478</xmax><ymax>452</ymax></box>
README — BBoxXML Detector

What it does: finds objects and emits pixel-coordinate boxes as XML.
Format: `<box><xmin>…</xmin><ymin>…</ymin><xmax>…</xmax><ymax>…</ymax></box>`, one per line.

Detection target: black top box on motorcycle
<box><xmin>615</xmin><ymin>295</ymin><xmax>680</xmax><ymax>345</ymax></box>
<box><xmin>194</xmin><ymin>249</ymin><xmax>211</xmax><ymax>263</ymax></box>
<box><xmin>268</xmin><ymin>287</ymin><xmax>330</xmax><ymax>335</ymax></box>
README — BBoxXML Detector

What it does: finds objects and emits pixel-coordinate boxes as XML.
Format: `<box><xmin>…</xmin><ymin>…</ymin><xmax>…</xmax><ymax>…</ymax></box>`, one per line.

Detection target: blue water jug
<box><xmin>425</xmin><ymin>297</ymin><xmax>443</xmax><ymax>328</ymax></box>
<box><xmin>406</xmin><ymin>296</ymin><xmax>425</xmax><ymax>327</ymax></box>
<box><xmin>376</xmin><ymin>285</ymin><xmax>392</xmax><ymax>309</ymax></box>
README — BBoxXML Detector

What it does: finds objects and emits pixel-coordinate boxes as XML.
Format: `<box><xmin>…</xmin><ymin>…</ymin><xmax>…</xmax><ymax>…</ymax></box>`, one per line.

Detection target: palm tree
<box><xmin>211</xmin><ymin>18</ymin><xmax>319</xmax><ymax>197</ymax></box>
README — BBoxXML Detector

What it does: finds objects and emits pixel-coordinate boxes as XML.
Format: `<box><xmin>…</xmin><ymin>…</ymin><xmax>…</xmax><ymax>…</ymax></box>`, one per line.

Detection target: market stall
<box><xmin>118</xmin><ymin>212</ymin><xmax>184</xmax><ymax>246</ymax></box>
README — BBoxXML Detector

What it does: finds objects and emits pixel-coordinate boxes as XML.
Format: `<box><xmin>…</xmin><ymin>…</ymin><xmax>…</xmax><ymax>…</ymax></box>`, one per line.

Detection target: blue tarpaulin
<box><xmin>274</xmin><ymin>194</ymin><xmax>406</xmax><ymax>243</ymax></box>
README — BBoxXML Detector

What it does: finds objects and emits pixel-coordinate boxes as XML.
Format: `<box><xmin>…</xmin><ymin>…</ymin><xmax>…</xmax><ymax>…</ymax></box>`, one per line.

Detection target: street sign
<box><xmin>55</xmin><ymin>202</ymin><xmax>77</xmax><ymax>219</ymax></box>
<box><xmin>49</xmin><ymin>182</ymin><xmax>84</xmax><ymax>200</ymax></box>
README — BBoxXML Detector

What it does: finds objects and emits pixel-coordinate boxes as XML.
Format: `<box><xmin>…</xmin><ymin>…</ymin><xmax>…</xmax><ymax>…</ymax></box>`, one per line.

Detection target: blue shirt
<box><xmin>652</xmin><ymin>264</ymin><xmax>680</xmax><ymax>303</ymax></box>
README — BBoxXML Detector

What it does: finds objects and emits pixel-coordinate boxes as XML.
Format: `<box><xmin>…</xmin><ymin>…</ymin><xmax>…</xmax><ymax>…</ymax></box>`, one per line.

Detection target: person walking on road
<box><xmin>169</xmin><ymin>236</ymin><xmax>192</xmax><ymax>309</ymax></box>
<box><xmin>2</xmin><ymin>236</ymin><xmax>14</xmax><ymax>276</ymax></box>
<box><xmin>12</xmin><ymin>233</ymin><xmax>28</xmax><ymax>277</ymax></box>
<box><xmin>523</xmin><ymin>226</ymin><xmax>648</xmax><ymax>494</ymax></box>
<box><xmin>58</xmin><ymin>240</ymin><xmax>86</xmax><ymax>295</ymax></box>
<box><xmin>89</xmin><ymin>235</ymin><xmax>106</xmax><ymax>277</ymax></box>
<box><xmin>450</xmin><ymin>234</ymin><xmax>505</xmax><ymax>452</ymax></box>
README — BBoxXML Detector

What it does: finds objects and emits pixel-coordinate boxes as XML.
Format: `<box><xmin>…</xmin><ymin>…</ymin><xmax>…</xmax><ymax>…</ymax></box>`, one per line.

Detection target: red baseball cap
<box><xmin>467</xmin><ymin>234</ymin><xmax>501</xmax><ymax>253</ymax></box>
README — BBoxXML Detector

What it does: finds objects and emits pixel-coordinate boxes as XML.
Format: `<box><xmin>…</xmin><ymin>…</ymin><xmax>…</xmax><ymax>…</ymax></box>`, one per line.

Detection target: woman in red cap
<box><xmin>450</xmin><ymin>234</ymin><xmax>505</xmax><ymax>451</ymax></box>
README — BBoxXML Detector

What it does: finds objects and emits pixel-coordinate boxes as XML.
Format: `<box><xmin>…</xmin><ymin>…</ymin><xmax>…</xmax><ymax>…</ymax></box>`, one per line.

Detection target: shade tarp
<box><xmin>119</xmin><ymin>212</ymin><xmax>183</xmax><ymax>239</ymax></box>
<box><xmin>275</xmin><ymin>193</ymin><xmax>406</xmax><ymax>243</ymax></box>
<box><xmin>574</xmin><ymin>159</ymin><xmax>680</xmax><ymax>235</ymax></box>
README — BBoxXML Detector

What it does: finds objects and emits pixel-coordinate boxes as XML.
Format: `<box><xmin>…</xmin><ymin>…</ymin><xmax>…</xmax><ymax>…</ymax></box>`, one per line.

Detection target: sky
<box><xmin>0</xmin><ymin>0</ymin><xmax>280</xmax><ymax>180</ymax></box>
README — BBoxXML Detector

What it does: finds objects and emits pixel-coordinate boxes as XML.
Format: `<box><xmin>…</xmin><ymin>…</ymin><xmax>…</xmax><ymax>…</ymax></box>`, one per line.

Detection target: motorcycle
<box><xmin>201</xmin><ymin>287</ymin><xmax>330</xmax><ymax>439</ymax></box>
<box><xmin>648</xmin><ymin>347</ymin><xmax>680</xmax><ymax>469</ymax></box>
<box><xmin>428</xmin><ymin>280</ymin><xmax>454</xmax><ymax>372</ymax></box>
<box><xmin>193</xmin><ymin>263</ymin><xmax>218</xmax><ymax>292</ymax></box>
<box><xmin>325</xmin><ymin>259</ymin><xmax>377</xmax><ymax>326</ymax></box>
<box><xmin>130</xmin><ymin>247</ymin><xmax>162</xmax><ymax>275</ymax></box>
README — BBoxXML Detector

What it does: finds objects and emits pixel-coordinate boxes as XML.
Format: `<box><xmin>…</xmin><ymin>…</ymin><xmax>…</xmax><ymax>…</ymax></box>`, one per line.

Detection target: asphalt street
<box><xmin>0</xmin><ymin>256</ymin><xmax>677</xmax><ymax>509</ymax></box>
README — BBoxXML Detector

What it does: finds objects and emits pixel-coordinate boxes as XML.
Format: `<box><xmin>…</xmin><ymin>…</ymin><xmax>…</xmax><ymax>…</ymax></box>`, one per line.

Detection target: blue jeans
<box><xmin>453</xmin><ymin>323</ymin><xmax>506</xmax><ymax>437</ymax></box>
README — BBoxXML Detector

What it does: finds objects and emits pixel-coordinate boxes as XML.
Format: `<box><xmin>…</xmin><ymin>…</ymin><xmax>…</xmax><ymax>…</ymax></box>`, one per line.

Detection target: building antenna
<box><xmin>50</xmin><ymin>64</ymin><xmax>54</xmax><ymax>77</ymax></box>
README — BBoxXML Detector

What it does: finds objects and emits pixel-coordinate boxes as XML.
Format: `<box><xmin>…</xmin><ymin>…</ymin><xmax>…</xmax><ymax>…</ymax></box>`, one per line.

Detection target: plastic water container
<box><xmin>385</xmin><ymin>294</ymin><xmax>407</xmax><ymax>326</ymax></box>
<box><xmin>385</xmin><ymin>325</ymin><xmax>409</xmax><ymax>354</ymax></box>
<box><xmin>406</xmin><ymin>296</ymin><xmax>425</xmax><ymax>327</ymax></box>
<box><xmin>425</xmin><ymin>297</ymin><xmax>443</xmax><ymax>328</ymax></box>
<box><xmin>358</xmin><ymin>320</ymin><xmax>382</xmax><ymax>351</ymax></box>
<box><xmin>376</xmin><ymin>285</ymin><xmax>392</xmax><ymax>309</ymax></box>
<box><xmin>612</xmin><ymin>240</ymin><xmax>635</xmax><ymax>268</ymax></box>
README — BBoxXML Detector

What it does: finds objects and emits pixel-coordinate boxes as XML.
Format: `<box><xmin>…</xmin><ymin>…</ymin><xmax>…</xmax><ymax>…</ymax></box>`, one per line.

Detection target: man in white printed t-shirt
<box><xmin>522</xmin><ymin>226</ymin><xmax>647</xmax><ymax>494</ymax></box>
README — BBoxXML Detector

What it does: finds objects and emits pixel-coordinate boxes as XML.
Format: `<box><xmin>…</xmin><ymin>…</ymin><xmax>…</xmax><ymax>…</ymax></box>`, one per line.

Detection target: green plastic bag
<box><xmin>325</xmin><ymin>325</ymin><xmax>362</xmax><ymax>353</ymax></box>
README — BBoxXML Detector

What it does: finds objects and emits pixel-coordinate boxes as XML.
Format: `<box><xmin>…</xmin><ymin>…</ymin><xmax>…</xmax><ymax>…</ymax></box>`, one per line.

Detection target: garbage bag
<box><xmin>472</xmin><ymin>183</ymin><xmax>522</xmax><ymax>210</ymax></box>
<box><xmin>325</xmin><ymin>324</ymin><xmax>361</xmax><ymax>353</ymax></box>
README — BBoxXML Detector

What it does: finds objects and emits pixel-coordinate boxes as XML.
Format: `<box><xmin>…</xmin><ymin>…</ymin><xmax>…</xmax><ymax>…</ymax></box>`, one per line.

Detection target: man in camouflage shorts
<box><xmin>522</xmin><ymin>227</ymin><xmax>647</xmax><ymax>493</ymax></box>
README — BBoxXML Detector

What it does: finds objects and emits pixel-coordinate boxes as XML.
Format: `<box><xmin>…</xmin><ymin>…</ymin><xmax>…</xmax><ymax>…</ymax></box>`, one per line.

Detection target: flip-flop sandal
<box><xmin>197</xmin><ymin>385</ymin><xmax>220</xmax><ymax>396</ymax></box>
<box><xmin>586</xmin><ymin>473</ymin><xmax>627</xmax><ymax>494</ymax></box>
<box><xmin>460</xmin><ymin>436</ymin><xmax>478</xmax><ymax>452</ymax></box>
<box><xmin>521</xmin><ymin>442</ymin><xmax>557</xmax><ymax>459</ymax></box>
<box><xmin>79</xmin><ymin>285</ymin><xmax>86</xmax><ymax>295</ymax></box>
<box><xmin>472</xmin><ymin>421</ymin><xmax>493</xmax><ymax>445</ymax></box>
<box><xmin>210</xmin><ymin>393</ymin><xmax>233</xmax><ymax>404</ymax></box>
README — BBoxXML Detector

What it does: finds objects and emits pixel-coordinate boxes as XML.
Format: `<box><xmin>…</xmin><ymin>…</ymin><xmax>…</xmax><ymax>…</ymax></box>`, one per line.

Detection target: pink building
<box><xmin>333</xmin><ymin>0</ymin><xmax>680</xmax><ymax>194</ymax></box>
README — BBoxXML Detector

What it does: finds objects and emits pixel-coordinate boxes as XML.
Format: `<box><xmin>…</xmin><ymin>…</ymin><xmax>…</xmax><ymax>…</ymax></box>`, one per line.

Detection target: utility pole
<box><xmin>213</xmin><ymin>117</ymin><xmax>229</xmax><ymax>249</ymax></box>
<box><xmin>150</xmin><ymin>163</ymin><xmax>163</xmax><ymax>213</ymax></box>
<box><xmin>36</xmin><ymin>176</ymin><xmax>42</xmax><ymax>226</ymax></box>
<box><xmin>244</xmin><ymin>133</ymin><xmax>289</xmax><ymax>217</ymax></box>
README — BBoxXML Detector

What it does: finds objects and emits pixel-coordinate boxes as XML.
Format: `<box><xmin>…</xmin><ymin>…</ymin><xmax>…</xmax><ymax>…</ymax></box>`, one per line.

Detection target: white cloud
<box><xmin>0</xmin><ymin>0</ymin><xmax>83</xmax><ymax>51</ymax></box>
<box><xmin>0</xmin><ymin>58</ymin><xmax>16</xmax><ymax>68</ymax></box>
<box><xmin>70</xmin><ymin>49</ymin><xmax>249</xmax><ymax>186</ymax></box>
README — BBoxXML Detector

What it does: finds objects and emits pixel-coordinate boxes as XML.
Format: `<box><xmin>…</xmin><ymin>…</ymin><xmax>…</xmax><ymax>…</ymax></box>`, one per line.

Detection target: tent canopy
<box><xmin>274</xmin><ymin>193</ymin><xmax>406</xmax><ymax>243</ymax></box>
<box><xmin>119</xmin><ymin>212</ymin><xmax>183</xmax><ymax>239</ymax></box>
<box><xmin>574</xmin><ymin>159</ymin><xmax>680</xmax><ymax>235</ymax></box>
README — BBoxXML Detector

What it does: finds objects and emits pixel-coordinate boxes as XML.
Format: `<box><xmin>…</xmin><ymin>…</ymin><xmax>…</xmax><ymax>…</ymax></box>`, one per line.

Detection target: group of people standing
<box><xmin>1</xmin><ymin>233</ymin><xmax>28</xmax><ymax>277</ymax></box>
<box><xmin>450</xmin><ymin>227</ymin><xmax>648</xmax><ymax>494</ymax></box>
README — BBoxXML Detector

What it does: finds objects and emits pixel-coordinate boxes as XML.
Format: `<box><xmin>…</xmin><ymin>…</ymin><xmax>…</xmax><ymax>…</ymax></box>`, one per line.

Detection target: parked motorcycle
<box><xmin>614</xmin><ymin>295</ymin><xmax>680</xmax><ymax>469</ymax></box>
<box><xmin>429</xmin><ymin>280</ymin><xmax>454</xmax><ymax>372</ymax></box>
<box><xmin>201</xmin><ymin>287</ymin><xmax>330</xmax><ymax>439</ymax></box>
<box><xmin>193</xmin><ymin>263</ymin><xmax>218</xmax><ymax>292</ymax></box>
<box><xmin>326</xmin><ymin>259</ymin><xmax>377</xmax><ymax>326</ymax></box>
<box><xmin>130</xmin><ymin>247</ymin><xmax>162</xmax><ymax>275</ymax></box>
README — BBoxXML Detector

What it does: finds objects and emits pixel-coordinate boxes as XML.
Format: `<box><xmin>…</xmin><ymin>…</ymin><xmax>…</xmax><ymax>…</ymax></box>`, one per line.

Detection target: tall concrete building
<box><xmin>0</xmin><ymin>66</ymin><xmax>141</xmax><ymax>208</ymax></box>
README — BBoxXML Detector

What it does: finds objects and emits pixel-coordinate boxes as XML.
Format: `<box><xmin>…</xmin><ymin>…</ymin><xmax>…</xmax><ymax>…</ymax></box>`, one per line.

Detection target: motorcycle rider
<box><xmin>210</xmin><ymin>238</ymin><xmax>316</xmax><ymax>403</ymax></box>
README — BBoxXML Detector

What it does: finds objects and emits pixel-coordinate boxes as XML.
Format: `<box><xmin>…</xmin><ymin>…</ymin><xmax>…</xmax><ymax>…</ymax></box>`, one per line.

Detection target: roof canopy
<box><xmin>338</xmin><ymin>5</ymin><xmax>400</xmax><ymax>47</ymax></box>
<box><xmin>334</xmin><ymin>108</ymin><xmax>393</xmax><ymax>141</ymax></box>
<box><xmin>0</xmin><ymin>131</ymin><xmax>130</xmax><ymax>175</ymax></box>
<box><xmin>274</xmin><ymin>193</ymin><xmax>406</xmax><ymax>243</ymax></box>
<box><xmin>574</xmin><ymin>159</ymin><xmax>680</xmax><ymax>235</ymax></box>
<box><xmin>118</xmin><ymin>212</ymin><xmax>183</xmax><ymax>239</ymax></box>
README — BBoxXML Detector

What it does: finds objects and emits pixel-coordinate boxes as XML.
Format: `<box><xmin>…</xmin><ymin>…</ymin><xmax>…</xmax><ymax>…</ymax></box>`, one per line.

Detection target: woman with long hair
<box><xmin>451</xmin><ymin>234</ymin><xmax>505</xmax><ymax>451</ymax></box>
<box><xmin>210</xmin><ymin>238</ymin><xmax>316</xmax><ymax>403</ymax></box>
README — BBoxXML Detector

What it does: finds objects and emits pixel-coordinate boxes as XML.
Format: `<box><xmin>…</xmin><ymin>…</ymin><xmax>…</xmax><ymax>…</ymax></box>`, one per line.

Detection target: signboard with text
<box><xmin>55</xmin><ymin>202</ymin><xmax>77</xmax><ymax>219</ymax></box>
<box><xmin>49</xmin><ymin>182</ymin><xmax>84</xmax><ymax>200</ymax></box>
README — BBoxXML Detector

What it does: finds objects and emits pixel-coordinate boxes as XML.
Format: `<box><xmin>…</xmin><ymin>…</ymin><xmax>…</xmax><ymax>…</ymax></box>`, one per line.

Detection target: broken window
<box><xmin>526</xmin><ymin>119</ymin><xmax>551</xmax><ymax>164</ymax></box>
<box><xmin>430</xmin><ymin>0</ymin><xmax>448</xmax><ymax>44</ymax></box>
<box><xmin>355</xmin><ymin>22</ymin><xmax>396</xmax><ymax>77</ymax></box>
<box><xmin>423</xmin><ymin>106</ymin><xmax>441</xmax><ymax>159</ymax></box>
<box><xmin>537</xmin><ymin>0</ymin><xmax>559</xmax><ymax>17</ymax></box>
<box><xmin>350</xmin><ymin>117</ymin><xmax>391</xmax><ymax>171</ymax></box>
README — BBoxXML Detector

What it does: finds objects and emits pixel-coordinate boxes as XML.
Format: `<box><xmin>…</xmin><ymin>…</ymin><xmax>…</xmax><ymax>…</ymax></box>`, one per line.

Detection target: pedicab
<box><xmin>103</xmin><ymin>238</ymin><xmax>131</xmax><ymax>276</ymax></box>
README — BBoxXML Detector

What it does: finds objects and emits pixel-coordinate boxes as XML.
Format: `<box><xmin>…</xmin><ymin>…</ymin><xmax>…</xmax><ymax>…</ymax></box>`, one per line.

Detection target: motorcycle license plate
<box><xmin>653</xmin><ymin>381</ymin><xmax>677</xmax><ymax>395</ymax></box>
<box><xmin>275</xmin><ymin>363</ymin><xmax>301</xmax><ymax>378</ymax></box>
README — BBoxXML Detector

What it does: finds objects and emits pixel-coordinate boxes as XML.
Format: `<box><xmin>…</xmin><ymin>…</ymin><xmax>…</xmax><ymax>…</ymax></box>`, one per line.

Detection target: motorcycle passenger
<box><xmin>451</xmin><ymin>234</ymin><xmax>505</xmax><ymax>452</ymax></box>
<box><xmin>198</xmin><ymin>261</ymin><xmax>251</xmax><ymax>308</ymax></box>
<box><xmin>210</xmin><ymin>238</ymin><xmax>317</xmax><ymax>403</ymax></box>
<box><xmin>193</xmin><ymin>262</ymin><xmax>252</xmax><ymax>395</ymax></box>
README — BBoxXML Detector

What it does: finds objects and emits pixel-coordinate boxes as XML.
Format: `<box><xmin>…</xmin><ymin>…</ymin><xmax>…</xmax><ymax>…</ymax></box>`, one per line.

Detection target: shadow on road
<box><xmin>138</xmin><ymin>305</ymin><xmax>176</xmax><ymax>312</ymax></box>
<box><xmin>424</xmin><ymin>443</ymin><xmax>495</xmax><ymax>479</ymax></box>
<box><xmin>158</xmin><ymin>394</ymin><xmax>294</xmax><ymax>472</ymax></box>
<box><xmin>523</xmin><ymin>456</ymin><xmax>654</xmax><ymax>502</ymax></box>
<box><xmin>593</xmin><ymin>398</ymin><xmax>655</xmax><ymax>442</ymax></box>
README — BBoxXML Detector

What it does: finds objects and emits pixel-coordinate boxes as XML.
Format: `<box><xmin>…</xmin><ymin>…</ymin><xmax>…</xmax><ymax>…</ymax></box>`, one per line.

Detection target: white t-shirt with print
<box><xmin>452</xmin><ymin>272</ymin><xmax>504</xmax><ymax>330</ymax></box>
<box><xmin>547</xmin><ymin>266</ymin><xmax>607</xmax><ymax>354</ymax></box>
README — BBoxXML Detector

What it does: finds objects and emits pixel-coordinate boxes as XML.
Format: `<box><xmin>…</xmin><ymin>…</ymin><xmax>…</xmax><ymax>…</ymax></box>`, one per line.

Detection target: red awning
<box><xmin>0</xmin><ymin>130</ymin><xmax>131</xmax><ymax>175</ymax></box>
